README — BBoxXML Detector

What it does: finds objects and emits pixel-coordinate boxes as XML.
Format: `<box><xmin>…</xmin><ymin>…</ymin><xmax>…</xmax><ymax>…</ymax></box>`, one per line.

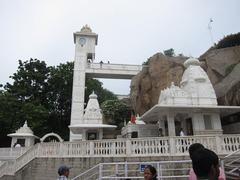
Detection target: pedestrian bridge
<box><xmin>85</xmin><ymin>63</ymin><xmax>144</xmax><ymax>79</ymax></box>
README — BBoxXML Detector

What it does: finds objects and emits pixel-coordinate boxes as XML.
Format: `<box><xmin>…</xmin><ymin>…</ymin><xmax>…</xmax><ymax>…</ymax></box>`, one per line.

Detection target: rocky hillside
<box><xmin>130</xmin><ymin>46</ymin><xmax>240</xmax><ymax>115</ymax></box>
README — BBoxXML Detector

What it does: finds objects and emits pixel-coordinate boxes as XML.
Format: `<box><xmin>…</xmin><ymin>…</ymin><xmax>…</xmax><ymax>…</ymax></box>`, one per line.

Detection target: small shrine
<box><xmin>121</xmin><ymin>115</ymin><xmax>159</xmax><ymax>138</ymax></box>
<box><xmin>69</xmin><ymin>91</ymin><xmax>117</xmax><ymax>140</ymax></box>
<box><xmin>7</xmin><ymin>121</ymin><xmax>38</xmax><ymax>147</ymax></box>
<box><xmin>141</xmin><ymin>58</ymin><xmax>240</xmax><ymax>136</ymax></box>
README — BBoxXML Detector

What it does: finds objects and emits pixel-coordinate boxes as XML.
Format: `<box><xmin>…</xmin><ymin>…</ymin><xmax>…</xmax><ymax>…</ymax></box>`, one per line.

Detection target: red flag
<box><xmin>131</xmin><ymin>114</ymin><xmax>136</xmax><ymax>124</ymax></box>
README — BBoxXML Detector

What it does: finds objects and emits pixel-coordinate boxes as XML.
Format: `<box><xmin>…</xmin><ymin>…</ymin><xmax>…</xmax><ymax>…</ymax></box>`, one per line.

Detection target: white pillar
<box><xmin>99</xmin><ymin>129</ymin><xmax>103</xmax><ymax>139</ymax></box>
<box><xmin>192</xmin><ymin>113</ymin><xmax>205</xmax><ymax>135</ymax></box>
<box><xmin>70</xmin><ymin>52</ymin><xmax>87</xmax><ymax>141</ymax></box>
<box><xmin>82</xmin><ymin>129</ymin><xmax>86</xmax><ymax>140</ymax></box>
<box><xmin>167</xmin><ymin>113</ymin><xmax>176</xmax><ymax>136</ymax></box>
<box><xmin>159</xmin><ymin>119</ymin><xmax>166</xmax><ymax>136</ymax></box>
<box><xmin>212</xmin><ymin>113</ymin><xmax>222</xmax><ymax>130</ymax></box>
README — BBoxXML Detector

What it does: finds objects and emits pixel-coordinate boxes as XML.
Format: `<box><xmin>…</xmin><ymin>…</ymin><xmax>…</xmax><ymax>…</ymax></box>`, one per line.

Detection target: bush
<box><xmin>216</xmin><ymin>32</ymin><xmax>240</xmax><ymax>49</ymax></box>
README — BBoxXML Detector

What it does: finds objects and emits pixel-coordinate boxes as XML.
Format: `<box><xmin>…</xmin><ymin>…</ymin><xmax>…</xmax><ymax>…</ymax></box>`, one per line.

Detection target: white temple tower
<box><xmin>69</xmin><ymin>91</ymin><xmax>116</xmax><ymax>140</ymax></box>
<box><xmin>142</xmin><ymin>58</ymin><xmax>223</xmax><ymax>136</ymax></box>
<box><xmin>70</xmin><ymin>25</ymin><xmax>98</xmax><ymax>141</ymax></box>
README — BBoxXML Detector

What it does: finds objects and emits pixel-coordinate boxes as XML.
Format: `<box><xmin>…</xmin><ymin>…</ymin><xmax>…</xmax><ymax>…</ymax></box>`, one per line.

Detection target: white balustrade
<box><xmin>0</xmin><ymin>134</ymin><xmax>240</xmax><ymax>178</ymax></box>
<box><xmin>0</xmin><ymin>147</ymin><xmax>30</xmax><ymax>160</ymax></box>
<box><xmin>221</xmin><ymin>135</ymin><xmax>240</xmax><ymax>153</ymax></box>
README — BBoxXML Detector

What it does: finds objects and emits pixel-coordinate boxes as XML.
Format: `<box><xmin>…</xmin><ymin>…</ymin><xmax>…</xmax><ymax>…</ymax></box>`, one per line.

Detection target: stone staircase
<box><xmin>71</xmin><ymin>160</ymin><xmax>192</xmax><ymax>180</ymax></box>
<box><xmin>0</xmin><ymin>156</ymin><xmax>191</xmax><ymax>180</ymax></box>
<box><xmin>0</xmin><ymin>135</ymin><xmax>239</xmax><ymax>179</ymax></box>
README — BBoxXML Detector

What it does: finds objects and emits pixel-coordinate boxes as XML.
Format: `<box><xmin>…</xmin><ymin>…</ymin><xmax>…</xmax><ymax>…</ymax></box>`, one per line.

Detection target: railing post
<box><xmin>157</xmin><ymin>162</ymin><xmax>162</xmax><ymax>180</ymax></box>
<box><xmin>126</xmin><ymin>139</ymin><xmax>131</xmax><ymax>156</ymax></box>
<box><xmin>59</xmin><ymin>143</ymin><xmax>64</xmax><ymax>156</ymax></box>
<box><xmin>112</xmin><ymin>141</ymin><xmax>116</xmax><ymax>156</ymax></box>
<box><xmin>169</xmin><ymin>137</ymin><xmax>175</xmax><ymax>155</ymax></box>
<box><xmin>90</xmin><ymin>141</ymin><xmax>94</xmax><ymax>156</ymax></box>
<box><xmin>220</xmin><ymin>159</ymin><xmax>225</xmax><ymax>173</ymax></box>
<box><xmin>124</xmin><ymin>161</ymin><xmax>128</xmax><ymax>178</ymax></box>
<box><xmin>37</xmin><ymin>143</ymin><xmax>41</xmax><ymax>157</ymax></box>
<box><xmin>115</xmin><ymin>164</ymin><xmax>119</xmax><ymax>177</ymax></box>
<box><xmin>99</xmin><ymin>163</ymin><xmax>102</xmax><ymax>180</ymax></box>
<box><xmin>215</xmin><ymin>135</ymin><xmax>222</xmax><ymax>154</ymax></box>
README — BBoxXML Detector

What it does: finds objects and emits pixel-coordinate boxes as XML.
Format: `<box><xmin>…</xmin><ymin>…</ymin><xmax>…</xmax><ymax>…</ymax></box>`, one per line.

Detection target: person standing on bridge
<box><xmin>100</xmin><ymin>60</ymin><xmax>103</xmax><ymax>68</ymax></box>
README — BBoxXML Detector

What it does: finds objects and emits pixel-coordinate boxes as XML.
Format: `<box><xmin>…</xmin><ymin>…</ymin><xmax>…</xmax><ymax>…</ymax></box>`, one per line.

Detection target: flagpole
<box><xmin>208</xmin><ymin>18</ymin><xmax>214</xmax><ymax>45</ymax></box>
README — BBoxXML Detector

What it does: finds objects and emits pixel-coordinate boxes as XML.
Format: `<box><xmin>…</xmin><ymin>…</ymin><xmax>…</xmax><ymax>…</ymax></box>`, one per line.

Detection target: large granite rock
<box><xmin>200</xmin><ymin>46</ymin><xmax>240</xmax><ymax>106</ymax></box>
<box><xmin>130</xmin><ymin>46</ymin><xmax>240</xmax><ymax>115</ymax></box>
<box><xmin>130</xmin><ymin>53</ymin><xmax>186</xmax><ymax>115</ymax></box>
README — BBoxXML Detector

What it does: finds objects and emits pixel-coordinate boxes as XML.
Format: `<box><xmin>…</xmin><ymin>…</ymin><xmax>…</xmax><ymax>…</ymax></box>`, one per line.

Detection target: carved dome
<box><xmin>7</xmin><ymin>121</ymin><xmax>37</xmax><ymax>138</ymax></box>
<box><xmin>80</xmin><ymin>24</ymin><xmax>92</xmax><ymax>33</ymax></box>
<box><xmin>89</xmin><ymin>91</ymin><xmax>97</xmax><ymax>99</ymax></box>
<box><xmin>184</xmin><ymin>57</ymin><xmax>201</xmax><ymax>68</ymax></box>
<box><xmin>83</xmin><ymin>91</ymin><xmax>102</xmax><ymax>123</ymax></box>
<box><xmin>159</xmin><ymin>58</ymin><xmax>218</xmax><ymax>106</ymax></box>
<box><xmin>15</xmin><ymin>121</ymin><xmax>33</xmax><ymax>135</ymax></box>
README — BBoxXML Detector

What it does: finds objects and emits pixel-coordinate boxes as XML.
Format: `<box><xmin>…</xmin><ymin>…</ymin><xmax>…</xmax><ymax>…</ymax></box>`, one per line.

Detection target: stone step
<box><xmin>0</xmin><ymin>156</ymin><xmax>192</xmax><ymax>180</ymax></box>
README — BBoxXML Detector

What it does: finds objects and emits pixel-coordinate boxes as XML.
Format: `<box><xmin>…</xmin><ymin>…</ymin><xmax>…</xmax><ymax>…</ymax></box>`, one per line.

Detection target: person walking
<box><xmin>192</xmin><ymin>148</ymin><xmax>220</xmax><ymax>180</ymax></box>
<box><xmin>144</xmin><ymin>165</ymin><xmax>157</xmax><ymax>180</ymax></box>
<box><xmin>188</xmin><ymin>143</ymin><xmax>225</xmax><ymax>180</ymax></box>
<box><xmin>57</xmin><ymin>165</ymin><xmax>70</xmax><ymax>180</ymax></box>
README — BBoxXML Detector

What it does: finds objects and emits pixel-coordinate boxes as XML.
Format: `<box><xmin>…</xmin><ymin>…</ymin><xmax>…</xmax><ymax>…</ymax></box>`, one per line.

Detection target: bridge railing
<box><xmin>86</xmin><ymin>63</ymin><xmax>143</xmax><ymax>71</ymax></box>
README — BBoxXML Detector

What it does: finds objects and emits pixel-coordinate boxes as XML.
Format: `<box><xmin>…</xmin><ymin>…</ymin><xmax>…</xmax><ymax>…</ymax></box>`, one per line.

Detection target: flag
<box><xmin>131</xmin><ymin>114</ymin><xmax>136</xmax><ymax>124</ymax></box>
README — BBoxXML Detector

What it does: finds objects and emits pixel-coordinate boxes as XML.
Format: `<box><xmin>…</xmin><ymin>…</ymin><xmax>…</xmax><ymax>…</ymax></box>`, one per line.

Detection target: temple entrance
<box><xmin>87</xmin><ymin>132</ymin><xmax>97</xmax><ymax>140</ymax></box>
<box><xmin>16</xmin><ymin>139</ymin><xmax>25</xmax><ymax>147</ymax></box>
<box><xmin>174</xmin><ymin>113</ymin><xmax>193</xmax><ymax>136</ymax></box>
<box><xmin>174</xmin><ymin>121</ymin><xmax>182</xmax><ymax>136</ymax></box>
<box><xmin>186</xmin><ymin>118</ymin><xmax>193</xmax><ymax>135</ymax></box>
<box><xmin>40</xmin><ymin>133</ymin><xmax>64</xmax><ymax>143</ymax></box>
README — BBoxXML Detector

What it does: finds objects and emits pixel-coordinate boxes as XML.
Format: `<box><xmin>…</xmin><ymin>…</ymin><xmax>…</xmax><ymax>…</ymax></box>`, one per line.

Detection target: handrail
<box><xmin>71</xmin><ymin>163</ymin><xmax>100</xmax><ymax>180</ymax></box>
<box><xmin>71</xmin><ymin>160</ymin><xmax>192</xmax><ymax>180</ymax></box>
<box><xmin>220</xmin><ymin>148</ymin><xmax>240</xmax><ymax>177</ymax></box>
<box><xmin>222</xmin><ymin>148</ymin><xmax>240</xmax><ymax>159</ymax></box>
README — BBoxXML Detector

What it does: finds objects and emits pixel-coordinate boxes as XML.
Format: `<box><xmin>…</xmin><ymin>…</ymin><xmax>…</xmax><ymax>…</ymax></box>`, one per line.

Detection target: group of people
<box><xmin>143</xmin><ymin>143</ymin><xmax>225</xmax><ymax>180</ymax></box>
<box><xmin>57</xmin><ymin>143</ymin><xmax>225</xmax><ymax>180</ymax></box>
<box><xmin>188</xmin><ymin>143</ymin><xmax>225</xmax><ymax>180</ymax></box>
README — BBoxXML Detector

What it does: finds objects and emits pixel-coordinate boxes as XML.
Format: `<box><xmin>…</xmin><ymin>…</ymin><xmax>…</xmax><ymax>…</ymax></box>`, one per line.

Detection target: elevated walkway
<box><xmin>85</xmin><ymin>63</ymin><xmax>144</xmax><ymax>79</ymax></box>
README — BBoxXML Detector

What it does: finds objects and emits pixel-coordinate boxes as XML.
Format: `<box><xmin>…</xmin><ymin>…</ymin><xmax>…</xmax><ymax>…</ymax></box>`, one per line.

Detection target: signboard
<box><xmin>140</xmin><ymin>164</ymin><xmax>148</xmax><ymax>172</ymax></box>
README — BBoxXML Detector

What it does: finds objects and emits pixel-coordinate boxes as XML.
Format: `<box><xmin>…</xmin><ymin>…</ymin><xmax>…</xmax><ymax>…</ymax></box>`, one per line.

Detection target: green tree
<box><xmin>101</xmin><ymin>99</ymin><xmax>130</xmax><ymax>129</ymax></box>
<box><xmin>85</xmin><ymin>77</ymin><xmax>117</xmax><ymax>104</ymax></box>
<box><xmin>164</xmin><ymin>48</ymin><xmax>175</xmax><ymax>57</ymax></box>
<box><xmin>5</xmin><ymin>59</ymin><xmax>50</xmax><ymax>104</ymax></box>
<box><xmin>0</xmin><ymin>59</ymin><xmax>50</xmax><ymax>146</ymax></box>
<box><xmin>46</xmin><ymin>62</ymin><xmax>74</xmax><ymax>140</ymax></box>
<box><xmin>0</xmin><ymin>59</ymin><xmax>118</xmax><ymax>144</ymax></box>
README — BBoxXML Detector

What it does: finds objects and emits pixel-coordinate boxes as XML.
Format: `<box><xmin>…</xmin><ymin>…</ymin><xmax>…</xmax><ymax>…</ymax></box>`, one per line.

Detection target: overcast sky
<box><xmin>0</xmin><ymin>0</ymin><xmax>239</xmax><ymax>95</ymax></box>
